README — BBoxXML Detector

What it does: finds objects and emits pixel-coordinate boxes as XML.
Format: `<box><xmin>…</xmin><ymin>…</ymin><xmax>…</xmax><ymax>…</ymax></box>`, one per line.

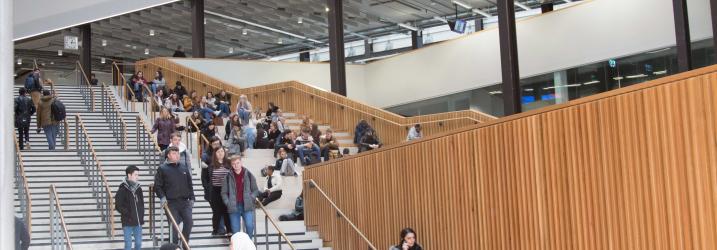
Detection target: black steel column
<box><xmin>710</xmin><ymin>0</ymin><xmax>717</xmax><ymax>62</ymax></box>
<box><xmin>191</xmin><ymin>0</ymin><xmax>206</xmax><ymax>58</ymax></box>
<box><xmin>497</xmin><ymin>0</ymin><xmax>521</xmax><ymax>115</ymax></box>
<box><xmin>79</xmin><ymin>24</ymin><xmax>92</xmax><ymax>80</ymax></box>
<box><xmin>476</xmin><ymin>18</ymin><xmax>484</xmax><ymax>32</ymax></box>
<box><xmin>541</xmin><ymin>1</ymin><xmax>554</xmax><ymax>13</ymax></box>
<box><xmin>411</xmin><ymin>30</ymin><xmax>423</xmax><ymax>49</ymax></box>
<box><xmin>327</xmin><ymin>0</ymin><xmax>347</xmax><ymax>96</ymax></box>
<box><xmin>299</xmin><ymin>51</ymin><xmax>310</xmax><ymax>62</ymax></box>
<box><xmin>364</xmin><ymin>39</ymin><xmax>373</xmax><ymax>57</ymax></box>
<box><xmin>672</xmin><ymin>0</ymin><xmax>692</xmax><ymax>72</ymax></box>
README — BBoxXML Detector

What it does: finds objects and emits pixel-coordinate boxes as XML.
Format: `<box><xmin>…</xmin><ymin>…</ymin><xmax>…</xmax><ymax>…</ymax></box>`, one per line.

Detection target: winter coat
<box><xmin>114</xmin><ymin>179</ymin><xmax>145</xmax><ymax>227</ymax></box>
<box><xmin>14</xmin><ymin>95</ymin><xmax>35</xmax><ymax>127</ymax></box>
<box><xmin>154</xmin><ymin>161</ymin><xmax>195</xmax><ymax>201</ymax></box>
<box><xmin>221</xmin><ymin>168</ymin><xmax>260</xmax><ymax>213</ymax></box>
<box><xmin>151</xmin><ymin>117</ymin><xmax>178</xmax><ymax>145</ymax></box>
<box><xmin>24</xmin><ymin>74</ymin><xmax>42</xmax><ymax>92</ymax></box>
<box><xmin>37</xmin><ymin>96</ymin><xmax>58</xmax><ymax>127</ymax></box>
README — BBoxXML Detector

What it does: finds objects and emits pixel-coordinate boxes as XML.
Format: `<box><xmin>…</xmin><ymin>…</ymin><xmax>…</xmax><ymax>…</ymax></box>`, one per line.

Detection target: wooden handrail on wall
<box><xmin>303</xmin><ymin>64</ymin><xmax>717</xmax><ymax>249</ymax></box>
<box><xmin>135</xmin><ymin>58</ymin><xmax>496</xmax><ymax>145</ymax></box>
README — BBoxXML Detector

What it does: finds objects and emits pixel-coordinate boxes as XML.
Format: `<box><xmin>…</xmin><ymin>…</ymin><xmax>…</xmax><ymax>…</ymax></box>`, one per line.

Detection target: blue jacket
<box><xmin>24</xmin><ymin>74</ymin><xmax>41</xmax><ymax>92</ymax></box>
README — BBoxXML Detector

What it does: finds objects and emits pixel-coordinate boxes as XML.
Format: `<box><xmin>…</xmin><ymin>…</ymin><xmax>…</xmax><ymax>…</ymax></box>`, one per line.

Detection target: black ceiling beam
<box><xmin>497</xmin><ymin>0</ymin><xmax>522</xmax><ymax>115</ymax></box>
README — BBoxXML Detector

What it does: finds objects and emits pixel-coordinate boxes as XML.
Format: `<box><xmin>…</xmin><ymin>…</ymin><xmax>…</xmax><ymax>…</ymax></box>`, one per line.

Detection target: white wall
<box><xmin>14</xmin><ymin>0</ymin><xmax>178</xmax><ymax>41</ymax></box>
<box><xmin>170</xmin><ymin>59</ymin><xmax>368</xmax><ymax>103</ymax></box>
<box><xmin>364</xmin><ymin>0</ymin><xmax>713</xmax><ymax>107</ymax></box>
<box><xmin>172</xmin><ymin>0</ymin><xmax>712</xmax><ymax>109</ymax></box>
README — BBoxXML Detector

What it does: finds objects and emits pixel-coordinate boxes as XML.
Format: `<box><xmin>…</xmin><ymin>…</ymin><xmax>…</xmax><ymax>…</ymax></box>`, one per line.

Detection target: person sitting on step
<box><xmin>257</xmin><ymin>165</ymin><xmax>282</xmax><ymax>206</ymax></box>
<box><xmin>295</xmin><ymin>128</ymin><xmax>320</xmax><ymax>166</ymax></box>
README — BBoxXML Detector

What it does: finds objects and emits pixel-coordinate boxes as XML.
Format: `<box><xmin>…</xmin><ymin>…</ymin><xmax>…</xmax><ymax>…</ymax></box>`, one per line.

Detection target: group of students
<box><xmin>14</xmin><ymin>68</ymin><xmax>66</xmax><ymax>151</ymax></box>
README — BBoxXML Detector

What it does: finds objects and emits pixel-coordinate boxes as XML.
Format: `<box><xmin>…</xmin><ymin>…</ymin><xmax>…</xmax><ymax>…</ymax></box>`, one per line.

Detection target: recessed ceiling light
<box><xmin>242</xmin><ymin>29</ymin><xmax>248</xmax><ymax>35</ymax></box>
<box><xmin>298</xmin><ymin>17</ymin><xmax>303</xmax><ymax>24</ymax></box>
<box><xmin>132</xmin><ymin>46</ymin><xmax>137</xmax><ymax>50</ymax></box>
<box><xmin>17</xmin><ymin>58</ymin><xmax>22</xmax><ymax>65</ymax></box>
<box><xmin>228</xmin><ymin>47</ymin><xmax>234</xmax><ymax>54</ymax></box>
<box><xmin>149</xmin><ymin>29</ymin><xmax>155</xmax><ymax>36</ymax></box>
<box><xmin>102</xmin><ymin>39</ymin><xmax>107</xmax><ymax>46</ymax></box>
<box><xmin>325</xmin><ymin>7</ymin><xmax>330</xmax><ymax>12</ymax></box>
<box><xmin>58</xmin><ymin>50</ymin><xmax>63</xmax><ymax>56</ymax></box>
<box><xmin>50</xmin><ymin>61</ymin><xmax>54</xmax><ymax>65</ymax></box>
<box><xmin>278</xmin><ymin>38</ymin><xmax>283</xmax><ymax>44</ymax></box>
<box><xmin>101</xmin><ymin>57</ymin><xmax>106</xmax><ymax>64</ymax></box>
<box><xmin>144</xmin><ymin>48</ymin><xmax>149</xmax><ymax>55</ymax></box>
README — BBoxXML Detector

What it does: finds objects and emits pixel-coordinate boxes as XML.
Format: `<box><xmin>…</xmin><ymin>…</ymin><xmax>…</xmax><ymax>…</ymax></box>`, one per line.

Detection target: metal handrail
<box><xmin>49</xmin><ymin>184</ymin><xmax>74</xmax><ymax>250</ymax></box>
<box><xmin>13</xmin><ymin>134</ymin><xmax>32</xmax><ymax>237</ymax></box>
<box><xmin>33</xmin><ymin>58</ymin><xmax>54</xmax><ymax>92</ymax></box>
<box><xmin>58</xmin><ymin>118</ymin><xmax>69</xmax><ymax>150</ymax></box>
<box><xmin>75</xmin><ymin>61</ymin><xmax>95</xmax><ymax>111</ymax></box>
<box><xmin>112</xmin><ymin>62</ymin><xmax>136</xmax><ymax>111</ymax></box>
<box><xmin>100</xmin><ymin>83</ymin><xmax>128</xmax><ymax>149</ymax></box>
<box><xmin>163</xmin><ymin>203</ymin><xmax>191</xmax><ymax>249</ymax></box>
<box><xmin>185</xmin><ymin>117</ymin><xmax>209</xmax><ymax>167</ymax></box>
<box><xmin>74</xmin><ymin>114</ymin><xmax>115</xmax><ymax>238</ymax></box>
<box><xmin>255</xmin><ymin>198</ymin><xmax>297</xmax><ymax>250</ymax></box>
<box><xmin>141</xmin><ymin>84</ymin><xmax>160</xmax><ymax>122</ymax></box>
<box><xmin>136</xmin><ymin>115</ymin><xmax>163</xmax><ymax>175</ymax></box>
<box><xmin>304</xmin><ymin>179</ymin><xmax>377</xmax><ymax>250</ymax></box>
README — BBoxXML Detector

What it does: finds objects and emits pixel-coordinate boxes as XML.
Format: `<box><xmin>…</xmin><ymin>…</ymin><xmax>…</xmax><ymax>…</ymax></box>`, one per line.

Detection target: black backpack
<box><xmin>50</xmin><ymin>99</ymin><xmax>66</xmax><ymax>121</ymax></box>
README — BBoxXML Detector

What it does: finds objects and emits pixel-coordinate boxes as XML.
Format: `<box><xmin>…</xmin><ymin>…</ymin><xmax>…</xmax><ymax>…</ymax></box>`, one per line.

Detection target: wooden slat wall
<box><xmin>135</xmin><ymin>58</ymin><xmax>496</xmax><ymax>145</ymax></box>
<box><xmin>303</xmin><ymin>65</ymin><xmax>717</xmax><ymax>249</ymax></box>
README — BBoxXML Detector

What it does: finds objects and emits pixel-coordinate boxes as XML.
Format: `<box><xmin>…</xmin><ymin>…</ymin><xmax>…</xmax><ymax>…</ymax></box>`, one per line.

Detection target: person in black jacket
<box><xmin>115</xmin><ymin>165</ymin><xmax>145</xmax><ymax>250</ymax></box>
<box><xmin>14</xmin><ymin>87</ymin><xmax>35</xmax><ymax>150</ymax></box>
<box><xmin>154</xmin><ymin>147</ymin><xmax>194</xmax><ymax>248</ymax></box>
<box><xmin>15</xmin><ymin>216</ymin><xmax>30</xmax><ymax>250</ymax></box>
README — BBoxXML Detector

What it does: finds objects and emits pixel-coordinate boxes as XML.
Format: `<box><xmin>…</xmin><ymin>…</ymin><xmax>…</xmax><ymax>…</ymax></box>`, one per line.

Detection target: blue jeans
<box><xmin>199</xmin><ymin>107</ymin><xmax>215</xmax><ymax>122</ymax></box>
<box><xmin>297</xmin><ymin>144</ymin><xmax>320</xmax><ymax>164</ymax></box>
<box><xmin>43</xmin><ymin>125</ymin><xmax>58</xmax><ymax>150</ymax></box>
<box><xmin>238</xmin><ymin>109</ymin><xmax>250</xmax><ymax>125</ymax></box>
<box><xmin>218</xmin><ymin>103</ymin><xmax>231</xmax><ymax>117</ymax></box>
<box><xmin>244</xmin><ymin>127</ymin><xmax>256</xmax><ymax>149</ymax></box>
<box><xmin>229</xmin><ymin>202</ymin><xmax>256</xmax><ymax>238</ymax></box>
<box><xmin>122</xmin><ymin>226</ymin><xmax>142</xmax><ymax>250</ymax></box>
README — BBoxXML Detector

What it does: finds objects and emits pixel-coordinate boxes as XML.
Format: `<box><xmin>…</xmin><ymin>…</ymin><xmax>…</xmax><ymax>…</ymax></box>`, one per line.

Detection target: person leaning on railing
<box><xmin>358</xmin><ymin>128</ymin><xmax>382</xmax><ymax>153</ymax></box>
<box><xmin>114</xmin><ymin>165</ymin><xmax>145</xmax><ymax>250</ymax></box>
<box><xmin>154</xmin><ymin>146</ymin><xmax>195</xmax><ymax>249</ymax></box>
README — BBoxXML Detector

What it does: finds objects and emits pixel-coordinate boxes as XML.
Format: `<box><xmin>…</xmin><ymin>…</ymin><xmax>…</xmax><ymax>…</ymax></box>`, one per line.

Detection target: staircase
<box><xmin>15</xmin><ymin>83</ymin><xmax>330</xmax><ymax>249</ymax></box>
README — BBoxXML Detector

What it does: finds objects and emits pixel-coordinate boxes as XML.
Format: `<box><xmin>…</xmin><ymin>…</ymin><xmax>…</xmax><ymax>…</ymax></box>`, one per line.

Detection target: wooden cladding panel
<box><xmin>304</xmin><ymin>67</ymin><xmax>717</xmax><ymax>249</ymax></box>
<box><xmin>136</xmin><ymin>58</ymin><xmax>495</xmax><ymax>145</ymax></box>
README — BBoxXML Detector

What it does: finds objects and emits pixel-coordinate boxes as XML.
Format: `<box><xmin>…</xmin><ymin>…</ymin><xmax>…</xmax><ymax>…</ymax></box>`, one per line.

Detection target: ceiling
<box><xmin>15</xmin><ymin>0</ymin><xmax>573</xmax><ymax>71</ymax></box>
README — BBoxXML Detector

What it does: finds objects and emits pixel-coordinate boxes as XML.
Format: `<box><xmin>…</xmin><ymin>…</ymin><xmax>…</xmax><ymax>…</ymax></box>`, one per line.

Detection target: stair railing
<box><xmin>100</xmin><ymin>83</ymin><xmax>128</xmax><ymax>149</ymax></box>
<box><xmin>13</xmin><ymin>134</ymin><xmax>32</xmax><ymax>237</ymax></box>
<box><xmin>136</xmin><ymin>115</ymin><xmax>163</xmax><ymax>175</ymax></box>
<box><xmin>74</xmin><ymin>114</ymin><xmax>115</xmax><ymax>238</ymax></box>
<box><xmin>75</xmin><ymin>61</ymin><xmax>95</xmax><ymax>111</ymax></box>
<box><xmin>57</xmin><ymin>118</ymin><xmax>69</xmax><ymax>150</ymax></box>
<box><xmin>141</xmin><ymin>84</ymin><xmax>160</xmax><ymax>122</ymax></box>
<box><xmin>304</xmin><ymin>179</ymin><xmax>377</xmax><ymax>250</ymax></box>
<box><xmin>112</xmin><ymin>62</ymin><xmax>136</xmax><ymax>112</ymax></box>
<box><xmin>49</xmin><ymin>184</ymin><xmax>74</xmax><ymax>250</ymax></box>
<box><xmin>255</xmin><ymin>198</ymin><xmax>297</xmax><ymax>250</ymax></box>
<box><xmin>148</xmin><ymin>184</ymin><xmax>191</xmax><ymax>249</ymax></box>
<box><xmin>185</xmin><ymin>117</ymin><xmax>209</xmax><ymax>168</ymax></box>
<box><xmin>33</xmin><ymin>58</ymin><xmax>54</xmax><ymax>93</ymax></box>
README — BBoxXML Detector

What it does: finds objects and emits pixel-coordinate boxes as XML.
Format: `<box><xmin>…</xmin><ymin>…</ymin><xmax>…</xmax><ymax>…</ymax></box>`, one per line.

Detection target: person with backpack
<box><xmin>14</xmin><ymin>87</ymin><xmax>35</xmax><ymax>150</ymax></box>
<box><xmin>115</xmin><ymin>166</ymin><xmax>145</xmax><ymax>250</ymax></box>
<box><xmin>24</xmin><ymin>68</ymin><xmax>43</xmax><ymax>111</ymax></box>
<box><xmin>37</xmin><ymin>90</ymin><xmax>63</xmax><ymax>150</ymax></box>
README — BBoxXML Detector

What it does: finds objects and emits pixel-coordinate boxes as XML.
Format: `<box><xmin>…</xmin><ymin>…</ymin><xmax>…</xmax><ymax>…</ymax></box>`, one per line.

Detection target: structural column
<box><xmin>0</xmin><ymin>0</ymin><xmax>15</xmax><ymax>248</ymax></box>
<box><xmin>411</xmin><ymin>30</ymin><xmax>423</xmax><ymax>49</ymax></box>
<box><xmin>364</xmin><ymin>39</ymin><xmax>373</xmax><ymax>58</ymax></box>
<box><xmin>191</xmin><ymin>0</ymin><xmax>206</xmax><ymax>58</ymax></box>
<box><xmin>497</xmin><ymin>0</ymin><xmax>522</xmax><ymax>115</ymax></box>
<box><xmin>710</xmin><ymin>0</ymin><xmax>717</xmax><ymax>61</ymax></box>
<box><xmin>672</xmin><ymin>0</ymin><xmax>692</xmax><ymax>72</ymax></box>
<box><xmin>475</xmin><ymin>18</ymin><xmax>484</xmax><ymax>32</ymax></box>
<box><xmin>79</xmin><ymin>24</ymin><xmax>92</xmax><ymax>80</ymax></box>
<box><xmin>299</xmin><ymin>51</ymin><xmax>311</xmax><ymax>62</ymax></box>
<box><xmin>541</xmin><ymin>0</ymin><xmax>554</xmax><ymax>13</ymax></box>
<box><xmin>327</xmin><ymin>0</ymin><xmax>347</xmax><ymax>96</ymax></box>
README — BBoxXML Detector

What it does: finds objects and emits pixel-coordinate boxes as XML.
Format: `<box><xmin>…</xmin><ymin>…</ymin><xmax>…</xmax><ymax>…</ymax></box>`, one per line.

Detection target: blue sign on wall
<box><xmin>608</xmin><ymin>59</ymin><xmax>617</xmax><ymax>68</ymax></box>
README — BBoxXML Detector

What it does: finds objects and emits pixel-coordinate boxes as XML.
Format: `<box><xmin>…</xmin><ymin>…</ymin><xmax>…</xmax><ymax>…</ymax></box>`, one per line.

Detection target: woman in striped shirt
<box><xmin>208</xmin><ymin>147</ymin><xmax>231</xmax><ymax>236</ymax></box>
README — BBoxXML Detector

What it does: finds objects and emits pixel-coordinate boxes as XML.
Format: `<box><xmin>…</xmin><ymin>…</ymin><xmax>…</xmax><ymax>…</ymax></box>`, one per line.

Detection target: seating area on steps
<box><xmin>15</xmin><ymin>83</ymin><xmax>331</xmax><ymax>249</ymax></box>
